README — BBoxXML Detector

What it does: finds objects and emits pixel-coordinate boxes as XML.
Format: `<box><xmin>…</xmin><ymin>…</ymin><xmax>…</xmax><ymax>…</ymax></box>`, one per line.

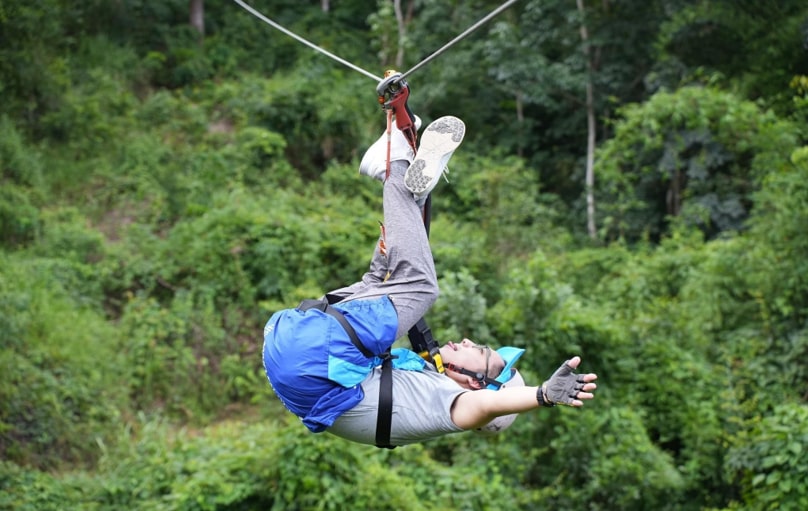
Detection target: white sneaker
<box><xmin>405</xmin><ymin>116</ymin><xmax>465</xmax><ymax>199</ymax></box>
<box><xmin>359</xmin><ymin>116</ymin><xmax>422</xmax><ymax>181</ymax></box>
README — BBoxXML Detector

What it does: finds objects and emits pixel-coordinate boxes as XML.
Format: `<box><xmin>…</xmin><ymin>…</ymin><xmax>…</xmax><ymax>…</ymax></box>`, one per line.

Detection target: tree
<box><xmin>596</xmin><ymin>86</ymin><xmax>799</xmax><ymax>241</ymax></box>
<box><xmin>190</xmin><ymin>0</ymin><xmax>204</xmax><ymax>37</ymax></box>
<box><xmin>577</xmin><ymin>0</ymin><xmax>599</xmax><ymax>239</ymax></box>
<box><xmin>392</xmin><ymin>0</ymin><xmax>415</xmax><ymax>68</ymax></box>
<box><xmin>369</xmin><ymin>0</ymin><xmax>415</xmax><ymax>69</ymax></box>
<box><xmin>475</xmin><ymin>0</ymin><xmax>674</xmax><ymax>221</ymax></box>
<box><xmin>653</xmin><ymin>0</ymin><xmax>808</xmax><ymax>116</ymax></box>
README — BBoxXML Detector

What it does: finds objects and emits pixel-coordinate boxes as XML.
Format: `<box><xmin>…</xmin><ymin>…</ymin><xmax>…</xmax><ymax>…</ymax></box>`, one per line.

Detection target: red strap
<box><xmin>384</xmin><ymin>109</ymin><xmax>394</xmax><ymax>181</ymax></box>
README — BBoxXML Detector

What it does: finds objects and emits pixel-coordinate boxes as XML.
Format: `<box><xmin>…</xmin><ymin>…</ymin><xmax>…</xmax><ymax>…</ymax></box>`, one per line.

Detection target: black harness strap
<box><xmin>298</xmin><ymin>298</ymin><xmax>373</xmax><ymax>358</ymax></box>
<box><xmin>408</xmin><ymin>317</ymin><xmax>445</xmax><ymax>373</ymax></box>
<box><xmin>375</xmin><ymin>353</ymin><xmax>395</xmax><ymax>449</ymax></box>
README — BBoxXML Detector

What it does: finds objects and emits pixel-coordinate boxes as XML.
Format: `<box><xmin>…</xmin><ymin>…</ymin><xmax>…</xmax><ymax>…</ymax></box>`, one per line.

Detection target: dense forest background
<box><xmin>1</xmin><ymin>0</ymin><xmax>807</xmax><ymax>509</ymax></box>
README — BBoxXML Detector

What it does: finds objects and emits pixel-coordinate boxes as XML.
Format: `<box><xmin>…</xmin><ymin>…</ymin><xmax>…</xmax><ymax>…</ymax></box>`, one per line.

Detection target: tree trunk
<box><xmin>516</xmin><ymin>91</ymin><xmax>524</xmax><ymax>158</ymax></box>
<box><xmin>321</xmin><ymin>0</ymin><xmax>330</xmax><ymax>13</ymax></box>
<box><xmin>393</xmin><ymin>0</ymin><xmax>406</xmax><ymax>68</ymax></box>
<box><xmin>190</xmin><ymin>0</ymin><xmax>204</xmax><ymax>38</ymax></box>
<box><xmin>577</xmin><ymin>0</ymin><xmax>597</xmax><ymax>239</ymax></box>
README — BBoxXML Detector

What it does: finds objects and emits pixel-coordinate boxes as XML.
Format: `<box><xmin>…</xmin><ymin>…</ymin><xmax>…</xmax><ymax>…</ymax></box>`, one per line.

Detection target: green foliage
<box><xmin>1</xmin><ymin>2</ymin><xmax>807</xmax><ymax>509</ymax></box>
<box><xmin>726</xmin><ymin>404</ymin><xmax>808</xmax><ymax>511</ymax></box>
<box><xmin>536</xmin><ymin>407</ymin><xmax>685</xmax><ymax>511</ymax></box>
<box><xmin>0</xmin><ymin>0</ymin><xmax>72</xmax><ymax>130</ymax></box>
<box><xmin>655</xmin><ymin>1</ymin><xmax>808</xmax><ymax>114</ymax></box>
<box><xmin>744</xmin><ymin>148</ymin><xmax>808</xmax><ymax>328</ymax></box>
<box><xmin>38</xmin><ymin>64</ymin><xmax>138</xmax><ymax>151</ymax></box>
<box><xmin>0</xmin><ymin>115</ymin><xmax>44</xmax><ymax>187</ymax></box>
<box><xmin>597</xmin><ymin>86</ymin><xmax>798</xmax><ymax>241</ymax></box>
<box><xmin>0</xmin><ymin>183</ymin><xmax>41</xmax><ymax>249</ymax></box>
<box><xmin>0</xmin><ymin>116</ymin><xmax>45</xmax><ymax>248</ymax></box>
<box><xmin>83</xmin><ymin>418</ymin><xmax>516</xmax><ymax>510</ymax></box>
<box><xmin>487</xmin><ymin>249</ymin><xmax>621</xmax><ymax>374</ymax></box>
<box><xmin>94</xmin><ymin>418</ymin><xmax>278</xmax><ymax>511</ymax></box>
<box><xmin>0</xmin><ymin>253</ymin><xmax>123</xmax><ymax>469</ymax></box>
<box><xmin>0</xmin><ymin>461</ymin><xmax>101</xmax><ymax>511</ymax></box>
<box><xmin>31</xmin><ymin>208</ymin><xmax>108</xmax><ymax>268</ymax></box>
<box><xmin>430</xmin><ymin>269</ymin><xmax>492</xmax><ymax>344</ymax></box>
<box><xmin>119</xmin><ymin>292</ymin><xmax>229</xmax><ymax>420</ymax></box>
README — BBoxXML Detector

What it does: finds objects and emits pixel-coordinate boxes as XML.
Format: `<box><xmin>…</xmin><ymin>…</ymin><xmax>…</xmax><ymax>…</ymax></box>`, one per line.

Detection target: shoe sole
<box><xmin>405</xmin><ymin>116</ymin><xmax>465</xmax><ymax>196</ymax></box>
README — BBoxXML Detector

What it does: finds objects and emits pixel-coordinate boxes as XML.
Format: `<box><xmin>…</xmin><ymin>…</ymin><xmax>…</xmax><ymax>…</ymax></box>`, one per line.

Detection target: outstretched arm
<box><xmin>450</xmin><ymin>356</ymin><xmax>598</xmax><ymax>430</ymax></box>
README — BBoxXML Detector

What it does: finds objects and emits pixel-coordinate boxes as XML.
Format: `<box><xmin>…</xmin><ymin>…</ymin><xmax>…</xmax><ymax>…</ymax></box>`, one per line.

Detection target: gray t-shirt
<box><xmin>327</xmin><ymin>365</ymin><xmax>466</xmax><ymax>446</ymax></box>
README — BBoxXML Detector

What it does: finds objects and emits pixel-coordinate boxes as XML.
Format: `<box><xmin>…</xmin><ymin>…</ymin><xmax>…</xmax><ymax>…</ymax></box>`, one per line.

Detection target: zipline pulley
<box><xmin>376</xmin><ymin>70</ymin><xmax>418</xmax><ymax>153</ymax></box>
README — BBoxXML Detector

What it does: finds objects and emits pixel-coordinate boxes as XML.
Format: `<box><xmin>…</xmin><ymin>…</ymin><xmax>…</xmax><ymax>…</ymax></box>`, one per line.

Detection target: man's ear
<box><xmin>467</xmin><ymin>377</ymin><xmax>483</xmax><ymax>390</ymax></box>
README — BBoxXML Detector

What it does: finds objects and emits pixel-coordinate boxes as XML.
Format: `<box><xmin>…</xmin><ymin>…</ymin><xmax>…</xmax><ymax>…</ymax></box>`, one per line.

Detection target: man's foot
<box><xmin>359</xmin><ymin>116</ymin><xmax>422</xmax><ymax>181</ymax></box>
<box><xmin>405</xmin><ymin>116</ymin><xmax>465</xmax><ymax>199</ymax></box>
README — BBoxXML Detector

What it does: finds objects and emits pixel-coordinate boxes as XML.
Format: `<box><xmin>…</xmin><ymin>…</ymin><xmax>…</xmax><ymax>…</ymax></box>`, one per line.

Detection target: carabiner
<box><xmin>376</xmin><ymin>71</ymin><xmax>408</xmax><ymax>109</ymax></box>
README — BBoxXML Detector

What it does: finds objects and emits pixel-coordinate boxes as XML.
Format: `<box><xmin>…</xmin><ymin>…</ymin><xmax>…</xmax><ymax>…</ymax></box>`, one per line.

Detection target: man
<box><xmin>262</xmin><ymin>116</ymin><xmax>598</xmax><ymax>447</ymax></box>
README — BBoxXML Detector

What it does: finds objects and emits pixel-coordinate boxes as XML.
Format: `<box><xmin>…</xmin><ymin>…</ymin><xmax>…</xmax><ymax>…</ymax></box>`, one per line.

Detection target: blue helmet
<box><xmin>486</xmin><ymin>346</ymin><xmax>526</xmax><ymax>390</ymax></box>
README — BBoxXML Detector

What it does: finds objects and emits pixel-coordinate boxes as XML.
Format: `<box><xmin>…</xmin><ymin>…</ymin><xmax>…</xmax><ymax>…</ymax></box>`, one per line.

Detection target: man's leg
<box><xmin>325</xmin><ymin>239</ymin><xmax>387</xmax><ymax>301</ymax></box>
<box><xmin>340</xmin><ymin>116</ymin><xmax>465</xmax><ymax>338</ymax></box>
<box><xmin>326</xmin><ymin>118</ymin><xmax>419</xmax><ymax>302</ymax></box>
<box><xmin>340</xmin><ymin>159</ymin><xmax>438</xmax><ymax>339</ymax></box>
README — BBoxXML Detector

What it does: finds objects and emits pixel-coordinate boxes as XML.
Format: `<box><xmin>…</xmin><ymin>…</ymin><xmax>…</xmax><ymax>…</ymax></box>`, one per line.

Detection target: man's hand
<box><xmin>539</xmin><ymin>356</ymin><xmax>598</xmax><ymax>407</ymax></box>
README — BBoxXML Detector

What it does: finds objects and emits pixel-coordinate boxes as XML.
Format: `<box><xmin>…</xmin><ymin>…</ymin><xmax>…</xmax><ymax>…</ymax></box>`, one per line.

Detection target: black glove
<box><xmin>537</xmin><ymin>360</ymin><xmax>587</xmax><ymax>407</ymax></box>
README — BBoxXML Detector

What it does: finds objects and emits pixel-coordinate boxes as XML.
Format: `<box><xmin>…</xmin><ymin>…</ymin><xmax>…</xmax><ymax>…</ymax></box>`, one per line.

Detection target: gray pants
<box><xmin>326</xmin><ymin>160</ymin><xmax>438</xmax><ymax>339</ymax></box>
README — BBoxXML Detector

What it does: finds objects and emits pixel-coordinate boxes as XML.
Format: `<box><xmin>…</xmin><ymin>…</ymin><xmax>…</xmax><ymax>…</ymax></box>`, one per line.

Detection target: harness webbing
<box><xmin>407</xmin><ymin>317</ymin><xmax>444</xmax><ymax>374</ymax></box>
<box><xmin>375</xmin><ymin>354</ymin><xmax>395</xmax><ymax>448</ymax></box>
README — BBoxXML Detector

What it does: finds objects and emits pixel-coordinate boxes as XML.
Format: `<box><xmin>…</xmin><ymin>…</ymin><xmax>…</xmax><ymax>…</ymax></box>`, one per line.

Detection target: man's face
<box><xmin>439</xmin><ymin>338</ymin><xmax>505</xmax><ymax>389</ymax></box>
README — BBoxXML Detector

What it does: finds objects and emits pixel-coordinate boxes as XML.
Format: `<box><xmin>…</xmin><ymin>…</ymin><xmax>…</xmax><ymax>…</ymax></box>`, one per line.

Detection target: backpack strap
<box><xmin>298</xmin><ymin>299</ymin><xmax>373</xmax><ymax>359</ymax></box>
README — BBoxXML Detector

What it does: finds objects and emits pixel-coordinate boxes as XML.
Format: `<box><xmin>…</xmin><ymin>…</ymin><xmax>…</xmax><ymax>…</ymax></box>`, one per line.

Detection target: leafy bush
<box><xmin>0</xmin><ymin>116</ymin><xmax>44</xmax><ymax>248</ymax></box>
<box><xmin>0</xmin><ymin>115</ymin><xmax>44</xmax><ymax>187</ymax></box>
<box><xmin>537</xmin><ymin>407</ymin><xmax>685</xmax><ymax>511</ymax></box>
<box><xmin>430</xmin><ymin>269</ymin><xmax>492</xmax><ymax>344</ymax></box>
<box><xmin>0</xmin><ymin>461</ymin><xmax>101</xmax><ymax>511</ymax></box>
<box><xmin>597</xmin><ymin>86</ymin><xmax>798</xmax><ymax>241</ymax></box>
<box><xmin>89</xmin><ymin>417</ymin><xmax>517</xmax><ymax>511</ymax></box>
<box><xmin>0</xmin><ymin>253</ymin><xmax>123</xmax><ymax>470</ymax></box>
<box><xmin>119</xmin><ymin>292</ymin><xmax>229</xmax><ymax>421</ymax></box>
<box><xmin>726</xmin><ymin>404</ymin><xmax>808</xmax><ymax>511</ymax></box>
<box><xmin>39</xmin><ymin>67</ymin><xmax>137</xmax><ymax>151</ymax></box>
<box><xmin>743</xmin><ymin>147</ymin><xmax>808</xmax><ymax>329</ymax></box>
<box><xmin>0</xmin><ymin>184</ymin><xmax>41</xmax><ymax>249</ymax></box>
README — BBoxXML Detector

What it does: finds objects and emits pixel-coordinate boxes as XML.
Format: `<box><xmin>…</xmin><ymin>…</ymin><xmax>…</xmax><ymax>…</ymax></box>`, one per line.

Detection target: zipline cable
<box><xmin>399</xmin><ymin>0</ymin><xmax>521</xmax><ymax>81</ymax></box>
<box><xmin>232</xmin><ymin>0</ymin><xmax>522</xmax><ymax>86</ymax></box>
<box><xmin>232</xmin><ymin>0</ymin><xmax>383</xmax><ymax>82</ymax></box>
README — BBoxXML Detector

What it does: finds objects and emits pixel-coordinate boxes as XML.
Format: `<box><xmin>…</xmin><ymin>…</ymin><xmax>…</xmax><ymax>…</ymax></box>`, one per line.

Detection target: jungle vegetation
<box><xmin>1</xmin><ymin>1</ymin><xmax>807</xmax><ymax>509</ymax></box>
